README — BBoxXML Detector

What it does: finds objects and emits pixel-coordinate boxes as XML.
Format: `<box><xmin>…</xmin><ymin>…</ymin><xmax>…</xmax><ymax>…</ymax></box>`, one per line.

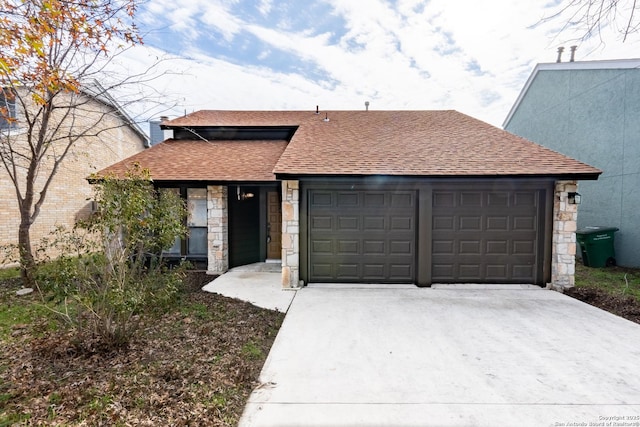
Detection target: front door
<box><xmin>267</xmin><ymin>191</ymin><xmax>282</xmax><ymax>259</ymax></box>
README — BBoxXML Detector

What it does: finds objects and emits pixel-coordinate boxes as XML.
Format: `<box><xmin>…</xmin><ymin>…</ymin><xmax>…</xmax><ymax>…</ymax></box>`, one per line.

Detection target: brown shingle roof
<box><xmin>283</xmin><ymin>110</ymin><xmax>602</xmax><ymax>176</ymax></box>
<box><xmin>100</xmin><ymin>110</ymin><xmax>599</xmax><ymax>182</ymax></box>
<box><xmin>97</xmin><ymin>139</ymin><xmax>287</xmax><ymax>182</ymax></box>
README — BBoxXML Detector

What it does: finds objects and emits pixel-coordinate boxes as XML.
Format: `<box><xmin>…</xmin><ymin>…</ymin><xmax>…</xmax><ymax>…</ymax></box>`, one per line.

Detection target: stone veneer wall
<box><xmin>207</xmin><ymin>185</ymin><xmax>228</xmax><ymax>275</ymax></box>
<box><xmin>281</xmin><ymin>180</ymin><xmax>300</xmax><ymax>288</ymax></box>
<box><xmin>551</xmin><ymin>180</ymin><xmax>578</xmax><ymax>289</ymax></box>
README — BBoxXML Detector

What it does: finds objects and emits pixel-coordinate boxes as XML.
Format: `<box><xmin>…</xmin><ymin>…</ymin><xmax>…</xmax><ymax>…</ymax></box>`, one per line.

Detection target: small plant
<box><xmin>36</xmin><ymin>164</ymin><xmax>188</xmax><ymax>352</ymax></box>
<box><xmin>241</xmin><ymin>341</ymin><xmax>263</xmax><ymax>360</ymax></box>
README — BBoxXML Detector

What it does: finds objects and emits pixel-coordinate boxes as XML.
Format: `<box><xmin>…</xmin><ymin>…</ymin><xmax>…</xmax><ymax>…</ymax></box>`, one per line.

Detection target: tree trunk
<box><xmin>18</xmin><ymin>219</ymin><xmax>36</xmax><ymax>288</ymax></box>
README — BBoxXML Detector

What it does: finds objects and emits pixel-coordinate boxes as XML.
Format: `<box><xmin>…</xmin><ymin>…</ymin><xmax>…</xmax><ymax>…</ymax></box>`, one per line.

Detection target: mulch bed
<box><xmin>1</xmin><ymin>272</ymin><xmax>284</xmax><ymax>426</ymax></box>
<box><xmin>564</xmin><ymin>286</ymin><xmax>640</xmax><ymax>324</ymax></box>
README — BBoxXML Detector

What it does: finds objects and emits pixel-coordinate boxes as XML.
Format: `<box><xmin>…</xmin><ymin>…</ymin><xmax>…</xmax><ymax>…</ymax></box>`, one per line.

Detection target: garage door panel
<box><xmin>390</xmin><ymin>240</ymin><xmax>413</xmax><ymax>254</ymax></box>
<box><xmin>364</xmin><ymin>193</ymin><xmax>385</xmax><ymax>207</ymax></box>
<box><xmin>311</xmin><ymin>263</ymin><xmax>333</xmax><ymax>279</ymax></box>
<box><xmin>459</xmin><ymin>216</ymin><xmax>482</xmax><ymax>231</ymax></box>
<box><xmin>337</xmin><ymin>216</ymin><xmax>359</xmax><ymax>230</ymax></box>
<box><xmin>308</xmin><ymin>189</ymin><xmax>416</xmax><ymax>283</ymax></box>
<box><xmin>514</xmin><ymin>192</ymin><xmax>537</xmax><ymax>206</ymax></box>
<box><xmin>311</xmin><ymin>216</ymin><xmax>332</xmax><ymax>230</ymax></box>
<box><xmin>363</xmin><ymin>264</ymin><xmax>385</xmax><ymax>279</ymax></box>
<box><xmin>433</xmin><ymin>216</ymin><xmax>455</xmax><ymax>230</ymax></box>
<box><xmin>486</xmin><ymin>216</ymin><xmax>509</xmax><ymax>230</ymax></box>
<box><xmin>513</xmin><ymin>216</ymin><xmax>536</xmax><ymax>231</ymax></box>
<box><xmin>433</xmin><ymin>192</ymin><xmax>455</xmax><ymax>207</ymax></box>
<box><xmin>337</xmin><ymin>192</ymin><xmax>359</xmax><ymax>206</ymax></box>
<box><xmin>391</xmin><ymin>216</ymin><xmax>414</xmax><ymax>230</ymax></box>
<box><xmin>391</xmin><ymin>192</ymin><xmax>415</xmax><ymax>207</ymax></box>
<box><xmin>336</xmin><ymin>263</ymin><xmax>359</xmax><ymax>278</ymax></box>
<box><xmin>486</xmin><ymin>240</ymin><xmax>508</xmax><ymax>255</ymax></box>
<box><xmin>487</xmin><ymin>192</ymin><xmax>510</xmax><ymax>206</ymax></box>
<box><xmin>311</xmin><ymin>192</ymin><xmax>333</xmax><ymax>206</ymax></box>
<box><xmin>431</xmin><ymin>188</ymin><xmax>543</xmax><ymax>284</ymax></box>
<box><xmin>337</xmin><ymin>240</ymin><xmax>359</xmax><ymax>254</ymax></box>
<box><xmin>364</xmin><ymin>216</ymin><xmax>385</xmax><ymax>230</ymax></box>
<box><xmin>312</xmin><ymin>240</ymin><xmax>333</xmax><ymax>254</ymax></box>
<box><xmin>459</xmin><ymin>240</ymin><xmax>481</xmax><ymax>254</ymax></box>
<box><xmin>363</xmin><ymin>240</ymin><xmax>385</xmax><ymax>254</ymax></box>
<box><xmin>460</xmin><ymin>192</ymin><xmax>483</xmax><ymax>206</ymax></box>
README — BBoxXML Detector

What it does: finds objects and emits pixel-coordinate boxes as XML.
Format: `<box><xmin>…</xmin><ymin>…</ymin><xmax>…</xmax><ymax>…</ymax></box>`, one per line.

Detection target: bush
<box><xmin>36</xmin><ymin>165</ymin><xmax>188</xmax><ymax>352</ymax></box>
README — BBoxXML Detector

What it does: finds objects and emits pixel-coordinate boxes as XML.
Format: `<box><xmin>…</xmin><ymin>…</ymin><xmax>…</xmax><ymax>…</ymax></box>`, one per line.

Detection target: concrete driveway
<box><xmin>240</xmin><ymin>285</ymin><xmax>640</xmax><ymax>427</ymax></box>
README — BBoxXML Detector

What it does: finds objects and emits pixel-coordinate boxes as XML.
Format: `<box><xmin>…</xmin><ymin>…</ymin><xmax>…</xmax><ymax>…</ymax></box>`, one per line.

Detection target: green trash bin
<box><xmin>575</xmin><ymin>226</ymin><xmax>619</xmax><ymax>268</ymax></box>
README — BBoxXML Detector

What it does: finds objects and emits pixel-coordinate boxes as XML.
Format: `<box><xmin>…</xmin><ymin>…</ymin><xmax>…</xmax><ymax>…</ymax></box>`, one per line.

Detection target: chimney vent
<box><xmin>365</xmin><ymin>101</ymin><xmax>370</xmax><ymax>111</ymax></box>
<box><xmin>556</xmin><ymin>46</ymin><xmax>565</xmax><ymax>63</ymax></box>
<box><xmin>570</xmin><ymin>45</ymin><xmax>577</xmax><ymax>62</ymax></box>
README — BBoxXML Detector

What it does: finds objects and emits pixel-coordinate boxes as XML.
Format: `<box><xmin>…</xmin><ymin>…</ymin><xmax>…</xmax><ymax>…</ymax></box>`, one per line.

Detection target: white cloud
<box><xmin>126</xmin><ymin>0</ymin><xmax>640</xmax><ymax>127</ymax></box>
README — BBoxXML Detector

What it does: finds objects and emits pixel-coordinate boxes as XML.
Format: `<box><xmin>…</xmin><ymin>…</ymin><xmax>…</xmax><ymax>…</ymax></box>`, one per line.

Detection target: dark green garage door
<box><xmin>431</xmin><ymin>189</ymin><xmax>544</xmax><ymax>283</ymax></box>
<box><xmin>308</xmin><ymin>189</ymin><xmax>416</xmax><ymax>283</ymax></box>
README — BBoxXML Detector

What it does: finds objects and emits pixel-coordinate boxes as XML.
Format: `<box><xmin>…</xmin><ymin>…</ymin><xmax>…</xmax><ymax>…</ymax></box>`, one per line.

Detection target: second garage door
<box><xmin>307</xmin><ymin>189</ymin><xmax>416</xmax><ymax>283</ymax></box>
<box><xmin>431</xmin><ymin>188</ymin><xmax>545</xmax><ymax>284</ymax></box>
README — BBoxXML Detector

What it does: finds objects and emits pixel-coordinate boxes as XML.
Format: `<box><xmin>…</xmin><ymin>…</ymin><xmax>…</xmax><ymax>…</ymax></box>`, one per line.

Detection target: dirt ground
<box><xmin>0</xmin><ymin>272</ymin><xmax>284</xmax><ymax>426</ymax></box>
<box><xmin>564</xmin><ymin>285</ymin><xmax>640</xmax><ymax>324</ymax></box>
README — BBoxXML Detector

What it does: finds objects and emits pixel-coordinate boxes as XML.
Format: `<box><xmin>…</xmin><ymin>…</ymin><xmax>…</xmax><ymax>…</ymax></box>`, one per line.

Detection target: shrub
<box><xmin>36</xmin><ymin>165</ymin><xmax>188</xmax><ymax>352</ymax></box>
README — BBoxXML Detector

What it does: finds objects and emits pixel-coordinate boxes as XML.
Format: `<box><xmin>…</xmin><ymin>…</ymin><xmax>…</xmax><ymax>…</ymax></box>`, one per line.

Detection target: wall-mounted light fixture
<box><xmin>568</xmin><ymin>192</ymin><xmax>581</xmax><ymax>205</ymax></box>
<box><xmin>237</xmin><ymin>186</ymin><xmax>255</xmax><ymax>201</ymax></box>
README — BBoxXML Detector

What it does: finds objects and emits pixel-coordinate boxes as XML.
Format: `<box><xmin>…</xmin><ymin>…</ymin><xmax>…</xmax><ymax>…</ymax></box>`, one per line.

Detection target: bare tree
<box><xmin>0</xmin><ymin>0</ymin><xmax>166</xmax><ymax>286</ymax></box>
<box><xmin>545</xmin><ymin>0</ymin><xmax>640</xmax><ymax>42</ymax></box>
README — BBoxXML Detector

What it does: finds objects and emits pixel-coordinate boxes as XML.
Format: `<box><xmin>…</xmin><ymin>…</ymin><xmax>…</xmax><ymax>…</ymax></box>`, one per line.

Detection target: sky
<box><xmin>114</xmin><ymin>0</ymin><xmax>640</xmax><ymax>128</ymax></box>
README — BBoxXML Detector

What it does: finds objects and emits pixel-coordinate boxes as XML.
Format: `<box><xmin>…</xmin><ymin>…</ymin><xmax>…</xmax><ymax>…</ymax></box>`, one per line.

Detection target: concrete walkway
<box><xmin>202</xmin><ymin>263</ymin><xmax>295</xmax><ymax>313</ymax></box>
<box><xmin>240</xmin><ymin>286</ymin><xmax>640</xmax><ymax>427</ymax></box>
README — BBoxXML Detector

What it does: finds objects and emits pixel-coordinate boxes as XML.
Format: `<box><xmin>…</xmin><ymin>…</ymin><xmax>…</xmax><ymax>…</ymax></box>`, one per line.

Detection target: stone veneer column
<box><xmin>281</xmin><ymin>180</ymin><xmax>300</xmax><ymax>288</ymax></box>
<box><xmin>551</xmin><ymin>180</ymin><xmax>578</xmax><ymax>290</ymax></box>
<box><xmin>207</xmin><ymin>185</ymin><xmax>228</xmax><ymax>275</ymax></box>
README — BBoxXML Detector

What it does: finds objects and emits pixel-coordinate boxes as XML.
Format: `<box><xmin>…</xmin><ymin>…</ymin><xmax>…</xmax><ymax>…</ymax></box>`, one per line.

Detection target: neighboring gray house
<box><xmin>504</xmin><ymin>58</ymin><xmax>640</xmax><ymax>267</ymax></box>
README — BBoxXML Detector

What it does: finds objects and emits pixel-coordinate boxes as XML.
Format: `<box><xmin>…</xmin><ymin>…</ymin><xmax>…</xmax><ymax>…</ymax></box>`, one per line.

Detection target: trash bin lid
<box><xmin>576</xmin><ymin>226</ymin><xmax>619</xmax><ymax>235</ymax></box>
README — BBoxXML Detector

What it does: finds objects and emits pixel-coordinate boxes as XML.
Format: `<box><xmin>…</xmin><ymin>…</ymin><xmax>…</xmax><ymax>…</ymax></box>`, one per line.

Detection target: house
<box><xmin>98</xmin><ymin>109</ymin><xmax>601</xmax><ymax>289</ymax></box>
<box><xmin>503</xmin><ymin>58</ymin><xmax>640</xmax><ymax>267</ymax></box>
<box><xmin>0</xmin><ymin>82</ymin><xmax>149</xmax><ymax>261</ymax></box>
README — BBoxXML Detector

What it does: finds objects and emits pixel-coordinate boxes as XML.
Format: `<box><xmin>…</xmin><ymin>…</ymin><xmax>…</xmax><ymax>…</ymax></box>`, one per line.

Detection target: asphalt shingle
<box><xmin>99</xmin><ymin>110</ymin><xmax>601</xmax><ymax>181</ymax></box>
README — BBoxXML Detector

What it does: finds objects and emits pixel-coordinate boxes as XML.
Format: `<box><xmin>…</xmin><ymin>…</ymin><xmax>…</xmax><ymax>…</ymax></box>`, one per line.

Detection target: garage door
<box><xmin>308</xmin><ymin>189</ymin><xmax>416</xmax><ymax>283</ymax></box>
<box><xmin>431</xmin><ymin>189</ymin><xmax>543</xmax><ymax>283</ymax></box>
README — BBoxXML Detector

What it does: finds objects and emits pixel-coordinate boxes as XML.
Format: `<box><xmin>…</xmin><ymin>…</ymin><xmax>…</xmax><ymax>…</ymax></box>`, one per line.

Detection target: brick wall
<box><xmin>551</xmin><ymin>180</ymin><xmax>579</xmax><ymax>289</ymax></box>
<box><xmin>0</xmin><ymin>90</ymin><xmax>146</xmax><ymax>264</ymax></box>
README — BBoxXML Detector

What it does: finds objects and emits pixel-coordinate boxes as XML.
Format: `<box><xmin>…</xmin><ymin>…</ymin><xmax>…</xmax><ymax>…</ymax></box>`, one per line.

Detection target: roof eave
<box><xmin>275</xmin><ymin>172</ymin><xmax>602</xmax><ymax>181</ymax></box>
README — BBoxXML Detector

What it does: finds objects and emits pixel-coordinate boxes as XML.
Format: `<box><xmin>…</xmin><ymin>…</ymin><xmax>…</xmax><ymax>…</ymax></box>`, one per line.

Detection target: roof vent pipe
<box><xmin>365</xmin><ymin>101</ymin><xmax>370</xmax><ymax>111</ymax></box>
<box><xmin>556</xmin><ymin>46</ymin><xmax>564</xmax><ymax>63</ymax></box>
<box><xmin>323</xmin><ymin>112</ymin><xmax>330</xmax><ymax>122</ymax></box>
<box><xmin>315</xmin><ymin>105</ymin><xmax>319</xmax><ymax>114</ymax></box>
<box><xmin>570</xmin><ymin>45</ymin><xmax>577</xmax><ymax>62</ymax></box>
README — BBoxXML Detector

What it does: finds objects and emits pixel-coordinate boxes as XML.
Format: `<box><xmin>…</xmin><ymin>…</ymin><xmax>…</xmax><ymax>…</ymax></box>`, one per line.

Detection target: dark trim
<box><xmin>152</xmin><ymin>180</ymin><xmax>278</xmax><ymax>187</ymax></box>
<box><xmin>542</xmin><ymin>184</ymin><xmax>555</xmax><ymax>284</ymax></box>
<box><xmin>169</xmin><ymin>126</ymin><xmax>298</xmax><ymax>141</ymax></box>
<box><xmin>417</xmin><ymin>187</ymin><xmax>431</xmax><ymax>287</ymax></box>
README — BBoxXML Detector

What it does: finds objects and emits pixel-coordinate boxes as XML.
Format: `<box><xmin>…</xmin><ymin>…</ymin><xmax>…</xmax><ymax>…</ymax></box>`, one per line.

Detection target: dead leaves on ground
<box><xmin>1</xmin><ymin>273</ymin><xmax>284</xmax><ymax>426</ymax></box>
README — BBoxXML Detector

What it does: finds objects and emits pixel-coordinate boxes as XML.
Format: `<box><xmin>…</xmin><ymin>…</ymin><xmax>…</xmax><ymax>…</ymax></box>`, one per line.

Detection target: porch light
<box><xmin>237</xmin><ymin>186</ymin><xmax>255</xmax><ymax>201</ymax></box>
<box><xmin>568</xmin><ymin>192</ymin><xmax>581</xmax><ymax>205</ymax></box>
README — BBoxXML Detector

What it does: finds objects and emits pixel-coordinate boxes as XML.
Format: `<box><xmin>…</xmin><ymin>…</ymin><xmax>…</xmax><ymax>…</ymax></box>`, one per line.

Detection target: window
<box><xmin>159</xmin><ymin>187</ymin><xmax>208</xmax><ymax>260</ymax></box>
<box><xmin>187</xmin><ymin>188</ymin><xmax>207</xmax><ymax>255</ymax></box>
<box><xmin>0</xmin><ymin>88</ymin><xmax>17</xmax><ymax>130</ymax></box>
